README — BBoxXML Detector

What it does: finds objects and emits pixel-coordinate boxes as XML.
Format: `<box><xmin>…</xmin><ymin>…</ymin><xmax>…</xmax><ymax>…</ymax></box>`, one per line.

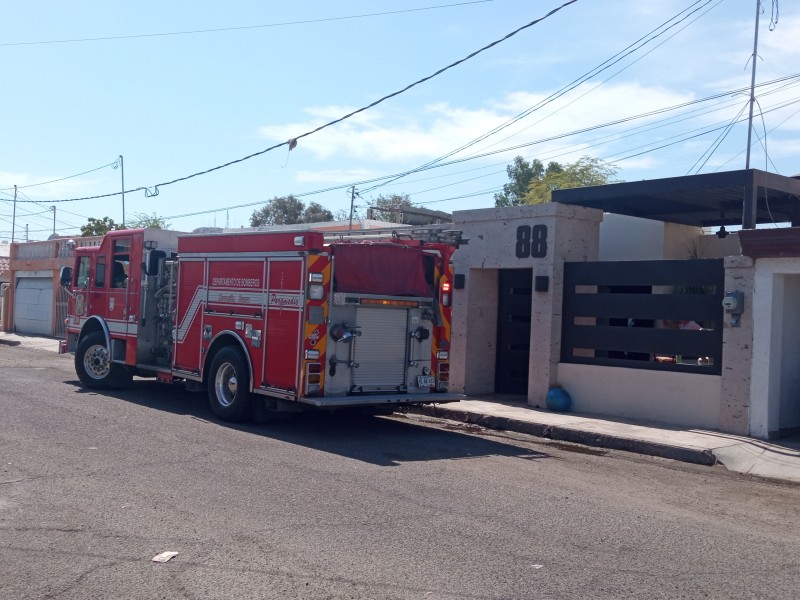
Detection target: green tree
<box><xmin>302</xmin><ymin>201</ymin><xmax>334</xmax><ymax>223</ymax></box>
<box><xmin>368</xmin><ymin>193</ymin><xmax>414</xmax><ymax>222</ymax></box>
<box><xmin>525</xmin><ymin>156</ymin><xmax>620</xmax><ymax>204</ymax></box>
<box><xmin>495</xmin><ymin>156</ymin><xmax>543</xmax><ymax>207</ymax></box>
<box><xmin>80</xmin><ymin>216</ymin><xmax>125</xmax><ymax>237</ymax></box>
<box><xmin>250</xmin><ymin>195</ymin><xmax>305</xmax><ymax>227</ymax></box>
<box><xmin>128</xmin><ymin>212</ymin><xmax>170</xmax><ymax>229</ymax></box>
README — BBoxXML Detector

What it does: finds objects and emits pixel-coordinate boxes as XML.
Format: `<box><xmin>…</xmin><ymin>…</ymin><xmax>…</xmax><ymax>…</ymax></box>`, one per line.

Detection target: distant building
<box><xmin>366</xmin><ymin>206</ymin><xmax>452</xmax><ymax>226</ymax></box>
<box><xmin>0</xmin><ymin>240</ymin><xmax>10</xmax><ymax>284</ymax></box>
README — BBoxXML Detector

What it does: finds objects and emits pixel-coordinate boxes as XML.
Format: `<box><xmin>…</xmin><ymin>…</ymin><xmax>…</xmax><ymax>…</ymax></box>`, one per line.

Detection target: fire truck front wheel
<box><xmin>75</xmin><ymin>331</ymin><xmax>129</xmax><ymax>389</ymax></box>
<box><xmin>207</xmin><ymin>346</ymin><xmax>252</xmax><ymax>422</ymax></box>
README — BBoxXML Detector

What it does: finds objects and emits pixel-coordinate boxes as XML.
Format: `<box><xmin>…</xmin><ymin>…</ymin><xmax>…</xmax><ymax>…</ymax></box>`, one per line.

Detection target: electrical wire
<box><xmin>475</xmin><ymin>0</ymin><xmax>724</xmax><ymax>155</ymax></box>
<box><xmin>156</xmin><ymin>85</ymin><xmax>800</xmax><ymax>221</ymax></box>
<box><xmin>605</xmin><ymin>96</ymin><xmax>800</xmax><ymax>164</ymax></box>
<box><xmin>14</xmin><ymin>0</ymin><xmax>579</xmax><ymax>205</ymax></box>
<box><xmin>357</xmin><ymin>75</ymin><xmax>800</xmax><ymax>195</ymax></box>
<box><xmin>0</xmin><ymin>1</ymin><xmax>494</xmax><ymax>47</ymax></box>
<box><xmin>713</xmin><ymin>102</ymin><xmax>800</xmax><ymax>173</ymax></box>
<box><xmin>686</xmin><ymin>100</ymin><xmax>751</xmax><ymax>174</ymax></box>
<box><xmin>0</xmin><ymin>160</ymin><xmax>117</xmax><ymax>191</ymax></box>
<box><xmin>402</xmin><ymin>94</ymin><xmax>800</xmax><ymax>203</ymax></box>
<box><xmin>360</xmin><ymin>0</ymin><xmax>720</xmax><ymax>194</ymax></box>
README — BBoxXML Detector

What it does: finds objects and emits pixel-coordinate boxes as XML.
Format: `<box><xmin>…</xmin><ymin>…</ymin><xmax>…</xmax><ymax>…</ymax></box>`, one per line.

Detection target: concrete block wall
<box><xmin>450</xmin><ymin>203</ymin><xmax>603</xmax><ymax>406</ymax></box>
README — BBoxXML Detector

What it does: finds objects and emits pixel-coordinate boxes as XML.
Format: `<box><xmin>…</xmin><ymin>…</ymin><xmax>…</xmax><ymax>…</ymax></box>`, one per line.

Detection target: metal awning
<box><xmin>552</xmin><ymin>169</ymin><xmax>800</xmax><ymax>229</ymax></box>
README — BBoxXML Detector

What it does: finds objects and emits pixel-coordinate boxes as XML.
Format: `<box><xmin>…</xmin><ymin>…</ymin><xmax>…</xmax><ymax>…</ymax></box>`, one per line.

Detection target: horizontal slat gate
<box><xmin>561</xmin><ymin>259</ymin><xmax>724</xmax><ymax>375</ymax></box>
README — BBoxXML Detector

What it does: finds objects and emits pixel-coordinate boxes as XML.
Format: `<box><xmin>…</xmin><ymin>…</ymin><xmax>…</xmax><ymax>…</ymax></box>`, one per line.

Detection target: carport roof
<box><xmin>552</xmin><ymin>169</ymin><xmax>800</xmax><ymax>228</ymax></box>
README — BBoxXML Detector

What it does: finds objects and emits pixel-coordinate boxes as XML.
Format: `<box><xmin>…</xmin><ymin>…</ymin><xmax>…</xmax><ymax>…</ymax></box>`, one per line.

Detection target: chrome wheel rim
<box><xmin>214</xmin><ymin>362</ymin><xmax>237</xmax><ymax>408</ymax></box>
<box><xmin>83</xmin><ymin>344</ymin><xmax>111</xmax><ymax>380</ymax></box>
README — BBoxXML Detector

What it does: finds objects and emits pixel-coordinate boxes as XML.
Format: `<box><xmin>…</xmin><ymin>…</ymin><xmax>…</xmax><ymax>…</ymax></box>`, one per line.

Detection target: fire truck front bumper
<box><xmin>299</xmin><ymin>392</ymin><xmax>464</xmax><ymax>408</ymax></box>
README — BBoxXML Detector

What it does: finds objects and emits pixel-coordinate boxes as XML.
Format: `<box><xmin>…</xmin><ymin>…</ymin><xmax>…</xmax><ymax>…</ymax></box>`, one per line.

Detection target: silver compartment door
<box><xmin>352</xmin><ymin>306</ymin><xmax>407</xmax><ymax>391</ymax></box>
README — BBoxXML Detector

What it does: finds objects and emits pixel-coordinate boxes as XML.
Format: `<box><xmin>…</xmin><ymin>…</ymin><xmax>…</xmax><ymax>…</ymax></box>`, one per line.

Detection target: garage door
<box><xmin>14</xmin><ymin>277</ymin><xmax>53</xmax><ymax>336</ymax></box>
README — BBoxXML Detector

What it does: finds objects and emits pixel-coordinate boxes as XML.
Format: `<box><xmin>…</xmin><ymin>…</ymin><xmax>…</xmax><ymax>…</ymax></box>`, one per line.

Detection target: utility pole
<box><xmin>745</xmin><ymin>0</ymin><xmax>761</xmax><ymax>170</ymax></box>
<box><xmin>51</xmin><ymin>206</ymin><xmax>56</xmax><ymax>236</ymax></box>
<box><xmin>349</xmin><ymin>186</ymin><xmax>356</xmax><ymax>231</ymax></box>
<box><xmin>11</xmin><ymin>185</ymin><xmax>17</xmax><ymax>243</ymax></box>
<box><xmin>119</xmin><ymin>155</ymin><xmax>126</xmax><ymax>227</ymax></box>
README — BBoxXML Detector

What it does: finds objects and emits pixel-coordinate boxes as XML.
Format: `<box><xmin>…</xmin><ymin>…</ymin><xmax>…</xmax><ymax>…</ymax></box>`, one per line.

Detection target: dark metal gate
<box><xmin>561</xmin><ymin>259</ymin><xmax>724</xmax><ymax>375</ymax></box>
<box><xmin>495</xmin><ymin>269</ymin><xmax>532</xmax><ymax>394</ymax></box>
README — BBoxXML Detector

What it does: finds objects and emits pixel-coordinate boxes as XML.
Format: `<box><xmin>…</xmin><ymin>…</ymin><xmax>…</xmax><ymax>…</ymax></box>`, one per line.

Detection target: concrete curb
<box><xmin>413</xmin><ymin>403</ymin><xmax>718</xmax><ymax>466</ymax></box>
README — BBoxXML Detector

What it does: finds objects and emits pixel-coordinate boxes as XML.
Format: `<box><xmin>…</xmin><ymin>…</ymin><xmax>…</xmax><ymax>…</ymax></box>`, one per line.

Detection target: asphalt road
<box><xmin>2</xmin><ymin>344</ymin><xmax>800</xmax><ymax>599</ymax></box>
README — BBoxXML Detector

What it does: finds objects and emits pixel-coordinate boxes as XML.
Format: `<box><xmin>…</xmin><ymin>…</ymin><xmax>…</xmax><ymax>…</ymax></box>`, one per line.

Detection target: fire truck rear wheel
<box><xmin>76</xmin><ymin>331</ymin><xmax>119</xmax><ymax>389</ymax></box>
<box><xmin>208</xmin><ymin>346</ymin><xmax>252</xmax><ymax>422</ymax></box>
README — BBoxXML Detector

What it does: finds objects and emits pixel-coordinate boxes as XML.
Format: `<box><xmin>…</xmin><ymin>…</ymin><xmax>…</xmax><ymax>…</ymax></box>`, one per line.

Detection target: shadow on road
<box><xmin>67</xmin><ymin>379</ymin><xmax>550</xmax><ymax>466</ymax></box>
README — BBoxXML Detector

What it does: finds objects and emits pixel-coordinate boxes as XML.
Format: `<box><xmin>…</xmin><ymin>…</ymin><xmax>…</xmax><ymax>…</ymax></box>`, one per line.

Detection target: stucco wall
<box><xmin>558</xmin><ymin>363</ymin><xmax>722</xmax><ymax>429</ymax></box>
<box><xmin>719</xmin><ymin>255</ymin><xmax>755</xmax><ymax>436</ymax></box>
<box><xmin>699</xmin><ymin>232</ymin><xmax>741</xmax><ymax>259</ymax></box>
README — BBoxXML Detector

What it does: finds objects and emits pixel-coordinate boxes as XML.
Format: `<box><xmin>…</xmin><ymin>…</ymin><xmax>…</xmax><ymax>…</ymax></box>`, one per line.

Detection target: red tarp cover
<box><xmin>332</xmin><ymin>243</ymin><xmax>432</xmax><ymax>297</ymax></box>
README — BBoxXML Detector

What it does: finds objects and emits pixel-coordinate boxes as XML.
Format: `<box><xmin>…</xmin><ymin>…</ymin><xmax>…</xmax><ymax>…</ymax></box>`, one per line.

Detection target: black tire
<box><xmin>207</xmin><ymin>346</ymin><xmax>253</xmax><ymax>422</ymax></box>
<box><xmin>75</xmin><ymin>331</ymin><xmax>117</xmax><ymax>389</ymax></box>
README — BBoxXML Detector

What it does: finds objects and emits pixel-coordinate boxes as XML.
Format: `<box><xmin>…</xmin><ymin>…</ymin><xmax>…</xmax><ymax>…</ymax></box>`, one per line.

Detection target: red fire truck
<box><xmin>59</xmin><ymin>227</ymin><xmax>464</xmax><ymax>421</ymax></box>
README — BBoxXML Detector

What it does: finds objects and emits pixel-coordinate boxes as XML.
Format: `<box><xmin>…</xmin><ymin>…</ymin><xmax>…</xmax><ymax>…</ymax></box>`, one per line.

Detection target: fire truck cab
<box><xmin>60</xmin><ymin>227</ymin><xmax>463</xmax><ymax>421</ymax></box>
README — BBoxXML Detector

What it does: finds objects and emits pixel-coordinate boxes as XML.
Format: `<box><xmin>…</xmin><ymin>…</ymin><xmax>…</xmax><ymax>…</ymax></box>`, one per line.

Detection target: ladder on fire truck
<box><xmin>323</xmin><ymin>226</ymin><xmax>466</xmax><ymax>247</ymax></box>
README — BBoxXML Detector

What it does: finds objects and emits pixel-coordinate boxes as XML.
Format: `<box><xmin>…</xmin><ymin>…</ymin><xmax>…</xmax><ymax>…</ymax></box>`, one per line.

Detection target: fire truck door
<box><xmin>106</xmin><ymin>237</ymin><xmax>133</xmax><ymax>339</ymax></box>
<box><xmin>351</xmin><ymin>306</ymin><xmax>408</xmax><ymax>391</ymax></box>
<box><xmin>263</xmin><ymin>258</ymin><xmax>304</xmax><ymax>392</ymax></box>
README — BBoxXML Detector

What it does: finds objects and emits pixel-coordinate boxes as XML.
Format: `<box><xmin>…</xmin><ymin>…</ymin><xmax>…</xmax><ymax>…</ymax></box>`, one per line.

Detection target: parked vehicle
<box><xmin>59</xmin><ymin>227</ymin><xmax>463</xmax><ymax>421</ymax></box>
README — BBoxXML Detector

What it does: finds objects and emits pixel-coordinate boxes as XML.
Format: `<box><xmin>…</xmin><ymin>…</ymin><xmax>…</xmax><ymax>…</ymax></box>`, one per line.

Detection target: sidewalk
<box><xmin>415</xmin><ymin>398</ymin><xmax>800</xmax><ymax>484</ymax></box>
<box><xmin>3</xmin><ymin>330</ymin><xmax>800</xmax><ymax>484</ymax></box>
<box><xmin>0</xmin><ymin>331</ymin><xmax>61</xmax><ymax>353</ymax></box>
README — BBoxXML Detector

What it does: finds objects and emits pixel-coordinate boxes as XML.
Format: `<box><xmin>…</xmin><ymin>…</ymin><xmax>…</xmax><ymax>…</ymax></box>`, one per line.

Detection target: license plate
<box><xmin>417</xmin><ymin>375</ymin><xmax>435</xmax><ymax>387</ymax></box>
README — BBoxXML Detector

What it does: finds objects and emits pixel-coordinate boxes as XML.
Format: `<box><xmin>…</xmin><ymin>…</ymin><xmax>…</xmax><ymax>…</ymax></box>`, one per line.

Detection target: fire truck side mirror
<box><xmin>59</xmin><ymin>267</ymin><xmax>73</xmax><ymax>287</ymax></box>
<box><xmin>146</xmin><ymin>250</ymin><xmax>167</xmax><ymax>276</ymax></box>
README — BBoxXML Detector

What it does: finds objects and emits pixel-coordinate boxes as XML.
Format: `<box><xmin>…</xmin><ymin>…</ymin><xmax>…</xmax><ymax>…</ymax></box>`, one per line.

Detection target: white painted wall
<box><xmin>558</xmin><ymin>363</ymin><xmax>722</xmax><ymax>429</ymax></box>
<box><xmin>599</xmin><ymin>215</ymin><xmax>706</xmax><ymax>261</ymax></box>
<box><xmin>599</xmin><ymin>215</ymin><xmax>665</xmax><ymax>260</ymax></box>
<box><xmin>749</xmin><ymin>258</ymin><xmax>800</xmax><ymax>437</ymax></box>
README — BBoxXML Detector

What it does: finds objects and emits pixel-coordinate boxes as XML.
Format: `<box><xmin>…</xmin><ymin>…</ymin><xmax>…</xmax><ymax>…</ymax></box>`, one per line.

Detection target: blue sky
<box><xmin>1</xmin><ymin>0</ymin><xmax>797</xmax><ymax>240</ymax></box>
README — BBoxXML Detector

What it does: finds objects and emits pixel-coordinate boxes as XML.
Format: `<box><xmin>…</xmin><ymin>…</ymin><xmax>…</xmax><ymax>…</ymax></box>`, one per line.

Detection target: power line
<box><xmin>713</xmin><ymin>102</ymin><xmax>800</xmax><ymax>172</ymax></box>
<box><xmin>605</xmin><ymin>96</ymin><xmax>800</xmax><ymax>164</ymax></box>
<box><xmin>0</xmin><ymin>1</ymin><xmax>494</xmax><ymax>47</ymax></box>
<box><xmin>360</xmin><ymin>0</ymin><xmax>720</xmax><ymax>194</ymax></box>
<box><xmin>14</xmin><ymin>1</ymin><xmax>579</xmax><ymax>205</ymax></box>
<box><xmin>392</xmin><ymin>95</ymin><xmax>800</xmax><ymax>205</ymax></box>
<box><xmin>0</xmin><ymin>160</ymin><xmax>117</xmax><ymax>191</ymax></box>
<box><xmin>340</xmin><ymin>75</ymin><xmax>800</xmax><ymax>194</ymax></box>
<box><xmin>157</xmin><ymin>82</ymin><xmax>800</xmax><ymax>221</ymax></box>
<box><xmin>687</xmin><ymin>100</ymin><xmax>750</xmax><ymax>174</ymax></box>
<box><xmin>475</xmin><ymin>0</ymin><xmax>724</xmax><ymax>155</ymax></box>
